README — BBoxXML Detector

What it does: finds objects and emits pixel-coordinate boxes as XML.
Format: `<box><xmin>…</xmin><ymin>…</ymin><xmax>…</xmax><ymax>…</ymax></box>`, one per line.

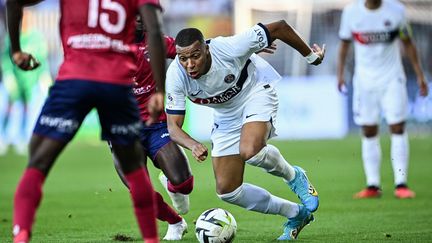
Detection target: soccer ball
<box><xmin>195</xmin><ymin>208</ymin><xmax>237</xmax><ymax>243</ymax></box>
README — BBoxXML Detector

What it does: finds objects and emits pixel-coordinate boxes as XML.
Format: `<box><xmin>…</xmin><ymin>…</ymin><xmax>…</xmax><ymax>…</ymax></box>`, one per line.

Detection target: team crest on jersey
<box><xmin>167</xmin><ymin>93</ymin><xmax>174</xmax><ymax>102</ymax></box>
<box><xmin>167</xmin><ymin>93</ymin><xmax>175</xmax><ymax>108</ymax></box>
<box><xmin>224</xmin><ymin>74</ymin><xmax>236</xmax><ymax>83</ymax></box>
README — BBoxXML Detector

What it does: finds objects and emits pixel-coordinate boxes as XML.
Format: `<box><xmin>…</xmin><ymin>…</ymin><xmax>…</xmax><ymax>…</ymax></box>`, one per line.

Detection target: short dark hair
<box><xmin>175</xmin><ymin>28</ymin><xmax>205</xmax><ymax>47</ymax></box>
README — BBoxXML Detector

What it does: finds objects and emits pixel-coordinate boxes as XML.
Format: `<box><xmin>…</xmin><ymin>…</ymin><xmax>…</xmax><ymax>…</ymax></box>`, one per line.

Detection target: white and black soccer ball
<box><xmin>195</xmin><ymin>208</ymin><xmax>237</xmax><ymax>243</ymax></box>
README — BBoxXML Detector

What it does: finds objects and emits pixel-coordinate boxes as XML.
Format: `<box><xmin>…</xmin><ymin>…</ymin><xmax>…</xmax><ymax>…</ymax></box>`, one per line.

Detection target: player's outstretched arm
<box><xmin>264</xmin><ymin>20</ymin><xmax>325</xmax><ymax>66</ymax></box>
<box><xmin>6</xmin><ymin>0</ymin><xmax>41</xmax><ymax>70</ymax></box>
<box><xmin>401</xmin><ymin>38</ymin><xmax>429</xmax><ymax>97</ymax></box>
<box><xmin>166</xmin><ymin>114</ymin><xmax>208</xmax><ymax>162</ymax></box>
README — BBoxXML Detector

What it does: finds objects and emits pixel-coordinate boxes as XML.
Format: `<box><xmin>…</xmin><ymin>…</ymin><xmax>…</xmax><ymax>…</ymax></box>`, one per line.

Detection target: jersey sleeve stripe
<box><xmin>257</xmin><ymin>23</ymin><xmax>271</xmax><ymax>47</ymax></box>
<box><xmin>166</xmin><ymin>109</ymin><xmax>186</xmax><ymax>115</ymax></box>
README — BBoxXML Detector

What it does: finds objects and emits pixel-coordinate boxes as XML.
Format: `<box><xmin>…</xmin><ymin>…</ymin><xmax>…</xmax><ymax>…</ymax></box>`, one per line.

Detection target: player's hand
<box><xmin>12</xmin><ymin>51</ymin><xmax>40</xmax><ymax>70</ymax></box>
<box><xmin>146</xmin><ymin>91</ymin><xmax>164</xmax><ymax>126</ymax></box>
<box><xmin>418</xmin><ymin>78</ymin><xmax>429</xmax><ymax>97</ymax></box>
<box><xmin>310</xmin><ymin>44</ymin><xmax>326</xmax><ymax>66</ymax></box>
<box><xmin>337</xmin><ymin>78</ymin><xmax>347</xmax><ymax>94</ymax></box>
<box><xmin>256</xmin><ymin>43</ymin><xmax>277</xmax><ymax>54</ymax></box>
<box><xmin>191</xmin><ymin>143</ymin><xmax>208</xmax><ymax>162</ymax></box>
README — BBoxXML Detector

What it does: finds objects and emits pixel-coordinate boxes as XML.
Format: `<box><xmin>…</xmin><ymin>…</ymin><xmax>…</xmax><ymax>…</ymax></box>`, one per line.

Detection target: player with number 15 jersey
<box><xmin>8</xmin><ymin>0</ymin><xmax>165</xmax><ymax>243</ymax></box>
<box><xmin>58</xmin><ymin>0</ymin><xmax>160</xmax><ymax>85</ymax></box>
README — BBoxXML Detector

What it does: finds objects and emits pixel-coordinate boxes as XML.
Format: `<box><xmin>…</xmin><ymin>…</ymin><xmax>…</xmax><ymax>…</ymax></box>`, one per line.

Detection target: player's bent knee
<box><xmin>240</xmin><ymin>145</ymin><xmax>265</xmax><ymax>161</ymax></box>
<box><xmin>389</xmin><ymin>123</ymin><xmax>405</xmax><ymax>134</ymax></box>
<box><xmin>362</xmin><ymin>126</ymin><xmax>378</xmax><ymax>137</ymax></box>
<box><xmin>167</xmin><ymin>173</ymin><xmax>190</xmax><ymax>186</ymax></box>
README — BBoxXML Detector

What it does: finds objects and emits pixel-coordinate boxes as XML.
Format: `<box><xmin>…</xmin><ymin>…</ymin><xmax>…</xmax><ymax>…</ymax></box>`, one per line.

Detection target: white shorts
<box><xmin>210</xmin><ymin>84</ymin><xmax>278</xmax><ymax>157</ymax></box>
<box><xmin>353</xmin><ymin>80</ymin><xmax>408</xmax><ymax>126</ymax></box>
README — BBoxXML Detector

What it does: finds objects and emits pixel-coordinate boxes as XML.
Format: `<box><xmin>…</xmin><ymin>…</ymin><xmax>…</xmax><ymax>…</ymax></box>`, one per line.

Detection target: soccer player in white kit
<box><xmin>337</xmin><ymin>0</ymin><xmax>429</xmax><ymax>199</ymax></box>
<box><xmin>165</xmin><ymin>20</ymin><xmax>325</xmax><ymax>240</ymax></box>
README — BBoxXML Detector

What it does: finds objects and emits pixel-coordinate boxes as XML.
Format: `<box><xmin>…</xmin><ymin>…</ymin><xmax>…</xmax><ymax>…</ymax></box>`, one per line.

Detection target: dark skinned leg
<box><xmin>362</xmin><ymin>125</ymin><xmax>378</xmax><ymax>138</ymax></box>
<box><xmin>13</xmin><ymin>134</ymin><xmax>68</xmax><ymax>238</ymax></box>
<box><xmin>27</xmin><ymin>134</ymin><xmax>68</xmax><ymax>174</ymax></box>
<box><xmin>111</xmin><ymin>141</ymin><xmax>158</xmax><ymax>240</ymax></box>
<box><xmin>389</xmin><ymin>121</ymin><xmax>405</xmax><ymax>135</ymax></box>
<box><xmin>154</xmin><ymin>141</ymin><xmax>191</xmax><ymax>186</ymax></box>
<box><xmin>111</xmin><ymin>141</ymin><xmax>146</xmax><ymax>174</ymax></box>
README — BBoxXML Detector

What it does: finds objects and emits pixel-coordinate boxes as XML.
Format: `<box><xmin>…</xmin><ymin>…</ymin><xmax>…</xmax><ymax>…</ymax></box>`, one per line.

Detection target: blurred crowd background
<box><xmin>0</xmin><ymin>0</ymin><xmax>431</xmax><ymax>154</ymax></box>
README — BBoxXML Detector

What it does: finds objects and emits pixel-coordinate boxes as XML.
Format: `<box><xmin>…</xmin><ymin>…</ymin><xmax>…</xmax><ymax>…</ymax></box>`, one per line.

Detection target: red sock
<box><xmin>13</xmin><ymin>168</ymin><xmax>46</xmax><ymax>237</ymax></box>
<box><xmin>154</xmin><ymin>192</ymin><xmax>182</xmax><ymax>224</ymax></box>
<box><xmin>124</xmin><ymin>168</ymin><xmax>158</xmax><ymax>241</ymax></box>
<box><xmin>168</xmin><ymin>176</ymin><xmax>193</xmax><ymax>194</ymax></box>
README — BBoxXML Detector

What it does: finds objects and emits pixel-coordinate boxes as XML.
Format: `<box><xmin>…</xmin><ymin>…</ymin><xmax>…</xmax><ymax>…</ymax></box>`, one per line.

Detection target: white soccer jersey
<box><xmin>166</xmin><ymin>23</ymin><xmax>281</xmax><ymax>122</ymax></box>
<box><xmin>339</xmin><ymin>0</ymin><xmax>408</xmax><ymax>89</ymax></box>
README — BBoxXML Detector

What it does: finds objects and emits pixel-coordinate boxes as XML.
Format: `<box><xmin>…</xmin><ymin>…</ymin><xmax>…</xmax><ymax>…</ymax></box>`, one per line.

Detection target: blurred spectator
<box><xmin>0</xmin><ymin>10</ymin><xmax>52</xmax><ymax>155</ymax></box>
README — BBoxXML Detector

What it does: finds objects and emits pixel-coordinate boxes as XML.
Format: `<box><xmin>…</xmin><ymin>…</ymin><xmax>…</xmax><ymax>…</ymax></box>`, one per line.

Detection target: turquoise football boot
<box><xmin>287</xmin><ymin>166</ymin><xmax>319</xmax><ymax>212</ymax></box>
<box><xmin>277</xmin><ymin>205</ymin><xmax>314</xmax><ymax>240</ymax></box>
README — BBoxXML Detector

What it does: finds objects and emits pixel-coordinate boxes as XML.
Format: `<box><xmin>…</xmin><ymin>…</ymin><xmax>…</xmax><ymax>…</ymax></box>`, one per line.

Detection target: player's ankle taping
<box><xmin>168</xmin><ymin>176</ymin><xmax>194</xmax><ymax>194</ymax></box>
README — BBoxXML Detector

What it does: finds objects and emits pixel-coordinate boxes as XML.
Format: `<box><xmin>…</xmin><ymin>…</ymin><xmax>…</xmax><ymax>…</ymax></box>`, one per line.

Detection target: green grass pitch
<box><xmin>1</xmin><ymin>135</ymin><xmax>431</xmax><ymax>242</ymax></box>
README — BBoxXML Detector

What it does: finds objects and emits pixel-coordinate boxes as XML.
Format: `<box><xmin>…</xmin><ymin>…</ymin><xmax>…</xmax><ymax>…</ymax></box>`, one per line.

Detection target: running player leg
<box><xmin>238</xmin><ymin>121</ymin><xmax>316</xmax><ymax>239</ymax></box>
<box><xmin>154</xmin><ymin>192</ymin><xmax>188</xmax><ymax>240</ymax></box>
<box><xmin>240</xmin><ymin>121</ymin><xmax>319</xmax><ymax>212</ymax></box>
<box><xmin>214</xmin><ymin>155</ymin><xmax>309</xmax><ymax>240</ymax></box>
<box><xmin>13</xmin><ymin>135</ymin><xmax>67</xmax><ymax>243</ymax></box>
<box><xmin>110</xmin><ymin>141</ymin><xmax>187</xmax><ymax>233</ymax></box>
<box><xmin>155</xmin><ymin>141</ymin><xmax>192</xmax><ymax>214</ymax></box>
<box><xmin>111</xmin><ymin>142</ymin><xmax>158</xmax><ymax>242</ymax></box>
<box><xmin>98</xmin><ymin>82</ymin><xmax>158</xmax><ymax>242</ymax></box>
<box><xmin>13</xmin><ymin>80</ymin><xmax>88</xmax><ymax>243</ymax></box>
<box><xmin>215</xmin><ymin>154</ymin><xmax>299</xmax><ymax>217</ymax></box>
